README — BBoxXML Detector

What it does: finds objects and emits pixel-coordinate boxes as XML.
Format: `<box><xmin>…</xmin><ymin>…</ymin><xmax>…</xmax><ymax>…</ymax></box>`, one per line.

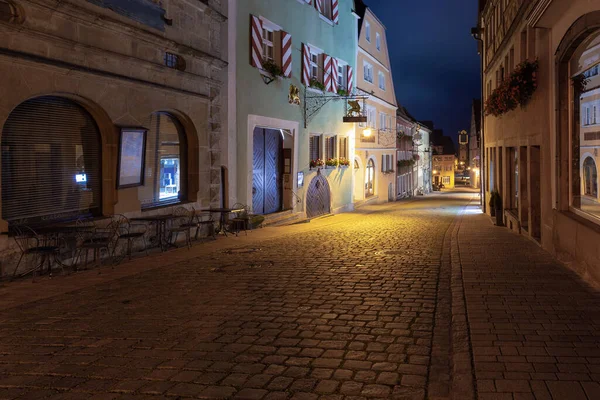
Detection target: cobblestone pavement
<box><xmin>0</xmin><ymin>192</ymin><xmax>599</xmax><ymax>400</ymax></box>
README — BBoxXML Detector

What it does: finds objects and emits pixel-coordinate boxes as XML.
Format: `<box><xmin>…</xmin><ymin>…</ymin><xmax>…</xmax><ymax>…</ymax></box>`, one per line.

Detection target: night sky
<box><xmin>365</xmin><ymin>0</ymin><xmax>481</xmax><ymax>143</ymax></box>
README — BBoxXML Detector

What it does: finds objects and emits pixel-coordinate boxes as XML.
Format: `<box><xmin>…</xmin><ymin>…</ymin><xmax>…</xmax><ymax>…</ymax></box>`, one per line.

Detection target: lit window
<box><xmin>310</xmin><ymin>52</ymin><xmax>319</xmax><ymax>81</ymax></box>
<box><xmin>376</xmin><ymin>32</ymin><xmax>381</xmax><ymax>51</ymax></box>
<box><xmin>378</xmin><ymin>71</ymin><xmax>386</xmax><ymax>90</ymax></box>
<box><xmin>141</xmin><ymin>112</ymin><xmax>186</xmax><ymax>208</ymax></box>
<box><xmin>262</xmin><ymin>27</ymin><xmax>274</xmax><ymax>61</ymax></box>
<box><xmin>363</xmin><ymin>61</ymin><xmax>373</xmax><ymax>83</ymax></box>
<box><xmin>365</xmin><ymin>22</ymin><xmax>371</xmax><ymax>42</ymax></box>
<box><xmin>443</xmin><ymin>176</ymin><xmax>451</xmax><ymax>185</ymax></box>
<box><xmin>337</xmin><ymin>63</ymin><xmax>345</xmax><ymax>89</ymax></box>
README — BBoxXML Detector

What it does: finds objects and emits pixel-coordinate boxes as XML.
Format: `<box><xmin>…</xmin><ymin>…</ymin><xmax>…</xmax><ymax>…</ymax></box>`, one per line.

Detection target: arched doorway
<box><xmin>306</xmin><ymin>174</ymin><xmax>331</xmax><ymax>218</ymax></box>
<box><xmin>1</xmin><ymin>96</ymin><xmax>102</xmax><ymax>224</ymax></box>
<box><xmin>365</xmin><ymin>158</ymin><xmax>375</xmax><ymax>197</ymax></box>
<box><xmin>583</xmin><ymin>157</ymin><xmax>598</xmax><ymax>197</ymax></box>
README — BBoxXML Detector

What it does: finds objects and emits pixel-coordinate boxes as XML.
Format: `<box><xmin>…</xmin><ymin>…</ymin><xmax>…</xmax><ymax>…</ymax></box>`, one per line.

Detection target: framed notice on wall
<box><xmin>117</xmin><ymin>128</ymin><xmax>147</xmax><ymax>189</ymax></box>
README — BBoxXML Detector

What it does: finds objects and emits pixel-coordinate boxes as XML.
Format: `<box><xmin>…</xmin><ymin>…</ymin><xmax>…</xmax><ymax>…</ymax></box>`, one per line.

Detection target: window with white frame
<box><xmin>376</xmin><ymin>32</ymin><xmax>381</xmax><ymax>51</ymax></box>
<box><xmin>338</xmin><ymin>136</ymin><xmax>349</xmax><ymax>160</ymax></box>
<box><xmin>261</xmin><ymin>26</ymin><xmax>274</xmax><ymax>61</ymax></box>
<box><xmin>378</xmin><ymin>71</ymin><xmax>386</xmax><ymax>91</ymax></box>
<box><xmin>365</xmin><ymin>21</ymin><xmax>371</xmax><ymax>42</ymax></box>
<box><xmin>337</xmin><ymin>62</ymin><xmax>346</xmax><ymax>90</ymax></box>
<box><xmin>310</xmin><ymin>50</ymin><xmax>320</xmax><ymax>81</ymax></box>
<box><xmin>325</xmin><ymin>136</ymin><xmax>337</xmax><ymax>160</ymax></box>
<box><xmin>309</xmin><ymin>135</ymin><xmax>322</xmax><ymax>161</ymax></box>
<box><xmin>380</xmin><ymin>112</ymin><xmax>387</xmax><ymax>131</ymax></box>
<box><xmin>382</xmin><ymin>154</ymin><xmax>394</xmax><ymax>172</ymax></box>
<box><xmin>364</xmin><ymin>61</ymin><xmax>373</xmax><ymax>83</ymax></box>
<box><xmin>442</xmin><ymin>176</ymin><xmax>451</xmax><ymax>185</ymax></box>
<box><xmin>368</xmin><ymin>106</ymin><xmax>376</xmax><ymax>129</ymax></box>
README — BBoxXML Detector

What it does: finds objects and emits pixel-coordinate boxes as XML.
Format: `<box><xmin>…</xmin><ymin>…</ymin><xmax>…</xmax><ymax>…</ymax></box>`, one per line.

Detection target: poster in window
<box><xmin>117</xmin><ymin>128</ymin><xmax>147</xmax><ymax>189</ymax></box>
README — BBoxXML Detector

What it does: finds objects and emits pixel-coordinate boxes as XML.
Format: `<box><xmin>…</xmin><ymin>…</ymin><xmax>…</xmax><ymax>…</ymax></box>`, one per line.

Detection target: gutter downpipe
<box><xmin>472</xmin><ymin>23</ymin><xmax>486</xmax><ymax>213</ymax></box>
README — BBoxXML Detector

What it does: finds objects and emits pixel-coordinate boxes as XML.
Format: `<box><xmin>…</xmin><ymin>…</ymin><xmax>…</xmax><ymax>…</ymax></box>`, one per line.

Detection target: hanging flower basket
<box><xmin>325</xmin><ymin>158</ymin><xmax>339</xmax><ymax>168</ymax></box>
<box><xmin>484</xmin><ymin>59</ymin><xmax>539</xmax><ymax>117</ymax></box>
<box><xmin>338</xmin><ymin>157</ymin><xmax>350</xmax><ymax>167</ymax></box>
<box><xmin>310</xmin><ymin>159</ymin><xmax>325</xmax><ymax>169</ymax></box>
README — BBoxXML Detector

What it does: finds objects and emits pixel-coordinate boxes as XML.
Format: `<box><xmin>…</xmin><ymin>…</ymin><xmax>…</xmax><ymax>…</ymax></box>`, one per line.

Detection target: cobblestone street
<box><xmin>0</xmin><ymin>192</ymin><xmax>598</xmax><ymax>400</ymax></box>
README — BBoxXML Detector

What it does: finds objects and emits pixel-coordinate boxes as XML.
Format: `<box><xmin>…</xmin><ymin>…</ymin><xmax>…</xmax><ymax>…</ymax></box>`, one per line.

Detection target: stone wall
<box><xmin>0</xmin><ymin>0</ymin><xmax>227</xmax><ymax>277</ymax></box>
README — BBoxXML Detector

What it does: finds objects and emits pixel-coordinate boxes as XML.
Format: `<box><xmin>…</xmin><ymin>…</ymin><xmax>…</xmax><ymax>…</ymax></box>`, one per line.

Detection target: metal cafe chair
<box><xmin>229</xmin><ymin>203</ymin><xmax>251</xmax><ymax>236</ymax></box>
<box><xmin>193</xmin><ymin>209</ymin><xmax>216</xmax><ymax>240</ymax></box>
<box><xmin>111</xmin><ymin>214</ymin><xmax>149</xmax><ymax>263</ymax></box>
<box><xmin>167</xmin><ymin>207</ymin><xmax>194</xmax><ymax>249</ymax></box>
<box><xmin>11</xmin><ymin>225</ymin><xmax>62</xmax><ymax>281</ymax></box>
<box><xmin>73</xmin><ymin>218</ymin><xmax>117</xmax><ymax>269</ymax></box>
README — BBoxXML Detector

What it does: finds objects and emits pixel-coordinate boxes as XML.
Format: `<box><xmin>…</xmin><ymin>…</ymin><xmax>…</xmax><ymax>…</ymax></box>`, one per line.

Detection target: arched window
<box><xmin>570</xmin><ymin>30</ymin><xmax>600</xmax><ymax>220</ymax></box>
<box><xmin>139</xmin><ymin>112</ymin><xmax>186</xmax><ymax>208</ymax></box>
<box><xmin>365</xmin><ymin>158</ymin><xmax>374</xmax><ymax>197</ymax></box>
<box><xmin>1</xmin><ymin>96</ymin><xmax>102</xmax><ymax>224</ymax></box>
<box><xmin>583</xmin><ymin>157</ymin><xmax>598</xmax><ymax>197</ymax></box>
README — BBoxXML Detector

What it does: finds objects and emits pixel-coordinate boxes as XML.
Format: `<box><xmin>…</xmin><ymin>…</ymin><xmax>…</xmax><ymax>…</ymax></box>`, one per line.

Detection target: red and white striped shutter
<box><xmin>347</xmin><ymin>65</ymin><xmax>353</xmax><ymax>94</ymax></box>
<box><xmin>281</xmin><ymin>31</ymin><xmax>292</xmax><ymax>78</ymax></box>
<box><xmin>250</xmin><ymin>15</ymin><xmax>263</xmax><ymax>69</ymax></box>
<box><xmin>332</xmin><ymin>0</ymin><xmax>339</xmax><ymax>24</ymax></box>
<box><xmin>331</xmin><ymin>59</ymin><xmax>339</xmax><ymax>93</ymax></box>
<box><xmin>314</xmin><ymin>0</ymin><xmax>323</xmax><ymax>13</ymax></box>
<box><xmin>301</xmin><ymin>43</ymin><xmax>311</xmax><ymax>86</ymax></box>
<box><xmin>323</xmin><ymin>54</ymin><xmax>333</xmax><ymax>92</ymax></box>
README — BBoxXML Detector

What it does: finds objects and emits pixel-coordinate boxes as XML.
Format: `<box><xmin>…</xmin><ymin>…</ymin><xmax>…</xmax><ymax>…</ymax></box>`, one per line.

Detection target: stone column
<box><xmin>528</xmin><ymin>146</ymin><xmax>541</xmax><ymax>239</ymax></box>
<box><xmin>519</xmin><ymin>146</ymin><xmax>529</xmax><ymax>230</ymax></box>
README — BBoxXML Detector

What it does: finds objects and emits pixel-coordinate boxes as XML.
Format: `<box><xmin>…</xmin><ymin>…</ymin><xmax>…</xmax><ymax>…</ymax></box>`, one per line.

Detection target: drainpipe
<box><xmin>471</xmin><ymin>24</ymin><xmax>486</xmax><ymax>213</ymax></box>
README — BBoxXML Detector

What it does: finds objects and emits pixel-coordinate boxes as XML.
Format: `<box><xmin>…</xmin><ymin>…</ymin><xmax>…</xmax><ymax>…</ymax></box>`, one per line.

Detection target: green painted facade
<box><xmin>232</xmin><ymin>0</ymin><xmax>358</xmax><ymax>215</ymax></box>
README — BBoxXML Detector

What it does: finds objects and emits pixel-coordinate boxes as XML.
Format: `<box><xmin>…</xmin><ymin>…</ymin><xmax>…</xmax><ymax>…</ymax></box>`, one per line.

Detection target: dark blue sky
<box><xmin>366</xmin><ymin>0</ymin><xmax>481</xmax><ymax>141</ymax></box>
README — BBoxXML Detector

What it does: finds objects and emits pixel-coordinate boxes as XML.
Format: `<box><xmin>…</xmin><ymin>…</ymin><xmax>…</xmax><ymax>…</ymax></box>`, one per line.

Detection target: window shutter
<box><xmin>1</xmin><ymin>96</ymin><xmax>102</xmax><ymax>224</ymax></box>
<box><xmin>323</xmin><ymin>54</ymin><xmax>332</xmax><ymax>91</ymax></box>
<box><xmin>281</xmin><ymin>31</ymin><xmax>292</xmax><ymax>78</ymax></box>
<box><xmin>331</xmin><ymin>58</ymin><xmax>338</xmax><ymax>93</ymax></box>
<box><xmin>332</xmin><ymin>0</ymin><xmax>339</xmax><ymax>24</ymax></box>
<box><xmin>381</xmin><ymin>155</ymin><xmax>385</xmax><ymax>172</ymax></box>
<box><xmin>250</xmin><ymin>15</ymin><xmax>263</xmax><ymax>69</ymax></box>
<box><xmin>347</xmin><ymin>66</ymin><xmax>353</xmax><ymax>94</ymax></box>
<box><xmin>314</xmin><ymin>0</ymin><xmax>323</xmax><ymax>13</ymax></box>
<box><xmin>301</xmin><ymin>43</ymin><xmax>311</xmax><ymax>85</ymax></box>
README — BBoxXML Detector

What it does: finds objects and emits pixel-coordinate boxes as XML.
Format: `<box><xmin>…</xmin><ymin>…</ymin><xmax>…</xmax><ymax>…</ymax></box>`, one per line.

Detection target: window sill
<box><xmin>141</xmin><ymin>199</ymin><xmax>190</xmax><ymax>212</ymax></box>
<box><xmin>307</xmin><ymin>86</ymin><xmax>325</xmax><ymax>94</ymax></box>
<box><xmin>564</xmin><ymin>207</ymin><xmax>600</xmax><ymax>234</ymax></box>
<box><xmin>319</xmin><ymin>14</ymin><xmax>334</xmax><ymax>26</ymax></box>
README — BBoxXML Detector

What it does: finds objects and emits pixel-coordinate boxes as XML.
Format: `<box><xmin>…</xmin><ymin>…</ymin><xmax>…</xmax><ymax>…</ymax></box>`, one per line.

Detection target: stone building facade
<box><xmin>353</xmin><ymin>0</ymin><xmax>398</xmax><ymax>205</ymax></box>
<box><xmin>0</xmin><ymin>0</ymin><xmax>228</xmax><ymax>276</ymax></box>
<box><xmin>478</xmin><ymin>0</ymin><xmax>600</xmax><ymax>284</ymax></box>
<box><xmin>228</xmin><ymin>0</ymin><xmax>357</xmax><ymax>221</ymax></box>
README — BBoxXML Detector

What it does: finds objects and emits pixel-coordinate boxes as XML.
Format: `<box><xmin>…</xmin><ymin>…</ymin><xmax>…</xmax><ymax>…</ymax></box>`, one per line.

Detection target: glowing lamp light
<box><xmin>363</xmin><ymin>128</ymin><xmax>372</xmax><ymax>137</ymax></box>
<box><xmin>433</xmin><ymin>170</ymin><xmax>438</xmax><ymax>175</ymax></box>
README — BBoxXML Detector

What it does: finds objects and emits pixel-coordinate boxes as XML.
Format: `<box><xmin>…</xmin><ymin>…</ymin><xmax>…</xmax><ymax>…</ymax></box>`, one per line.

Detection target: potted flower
<box><xmin>485</xmin><ymin>59</ymin><xmax>539</xmax><ymax>117</ymax></box>
<box><xmin>309</xmin><ymin>77</ymin><xmax>326</xmax><ymax>92</ymax></box>
<box><xmin>338</xmin><ymin>157</ymin><xmax>350</xmax><ymax>167</ymax></box>
<box><xmin>337</xmin><ymin>88</ymin><xmax>349</xmax><ymax>97</ymax></box>
<box><xmin>262</xmin><ymin>59</ymin><xmax>284</xmax><ymax>79</ymax></box>
<box><xmin>310</xmin><ymin>159</ymin><xmax>325</xmax><ymax>169</ymax></box>
<box><xmin>325</xmin><ymin>158</ymin><xmax>338</xmax><ymax>168</ymax></box>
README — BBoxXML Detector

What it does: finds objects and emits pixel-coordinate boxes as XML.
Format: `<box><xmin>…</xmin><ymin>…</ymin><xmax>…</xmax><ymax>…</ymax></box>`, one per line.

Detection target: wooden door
<box><xmin>252</xmin><ymin>128</ymin><xmax>282</xmax><ymax>215</ymax></box>
<box><xmin>306</xmin><ymin>174</ymin><xmax>331</xmax><ymax>218</ymax></box>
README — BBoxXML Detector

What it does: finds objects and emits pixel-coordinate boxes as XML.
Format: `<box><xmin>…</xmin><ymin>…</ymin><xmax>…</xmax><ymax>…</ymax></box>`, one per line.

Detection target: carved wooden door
<box><xmin>252</xmin><ymin>128</ymin><xmax>282</xmax><ymax>215</ymax></box>
<box><xmin>306</xmin><ymin>174</ymin><xmax>331</xmax><ymax>218</ymax></box>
